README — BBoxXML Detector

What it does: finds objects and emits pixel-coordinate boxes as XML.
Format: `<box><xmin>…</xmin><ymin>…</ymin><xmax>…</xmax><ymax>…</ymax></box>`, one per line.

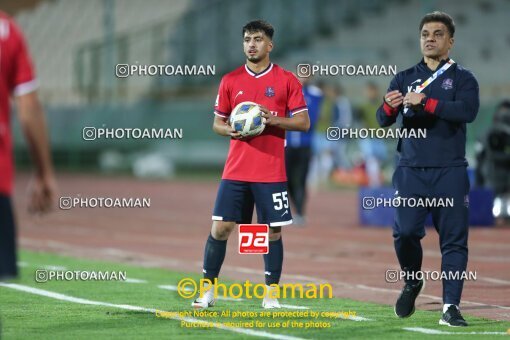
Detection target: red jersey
<box><xmin>0</xmin><ymin>12</ymin><xmax>37</xmax><ymax>195</ymax></box>
<box><xmin>214</xmin><ymin>63</ymin><xmax>307</xmax><ymax>182</ymax></box>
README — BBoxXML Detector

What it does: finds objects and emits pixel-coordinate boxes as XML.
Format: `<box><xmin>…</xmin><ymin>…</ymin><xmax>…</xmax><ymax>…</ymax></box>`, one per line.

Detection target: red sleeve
<box><xmin>286</xmin><ymin>73</ymin><xmax>307</xmax><ymax>116</ymax></box>
<box><xmin>424</xmin><ymin>98</ymin><xmax>439</xmax><ymax>114</ymax></box>
<box><xmin>383</xmin><ymin>102</ymin><xmax>398</xmax><ymax>116</ymax></box>
<box><xmin>9</xmin><ymin>19</ymin><xmax>37</xmax><ymax>96</ymax></box>
<box><xmin>214</xmin><ymin>76</ymin><xmax>231</xmax><ymax>118</ymax></box>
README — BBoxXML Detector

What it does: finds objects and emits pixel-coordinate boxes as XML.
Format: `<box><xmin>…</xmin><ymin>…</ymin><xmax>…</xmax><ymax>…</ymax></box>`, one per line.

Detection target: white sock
<box><xmin>202</xmin><ymin>284</ymin><xmax>214</xmax><ymax>300</ymax></box>
<box><xmin>443</xmin><ymin>304</ymin><xmax>458</xmax><ymax>313</ymax></box>
<box><xmin>265</xmin><ymin>284</ymin><xmax>278</xmax><ymax>299</ymax></box>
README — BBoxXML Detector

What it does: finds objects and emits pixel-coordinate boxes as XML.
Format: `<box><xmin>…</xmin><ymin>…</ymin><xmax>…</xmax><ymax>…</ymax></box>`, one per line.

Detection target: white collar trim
<box><xmin>245</xmin><ymin>63</ymin><xmax>273</xmax><ymax>78</ymax></box>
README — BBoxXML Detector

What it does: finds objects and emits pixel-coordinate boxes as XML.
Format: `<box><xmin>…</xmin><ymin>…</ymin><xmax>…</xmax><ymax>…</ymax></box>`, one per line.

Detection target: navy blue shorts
<box><xmin>212</xmin><ymin>180</ymin><xmax>293</xmax><ymax>227</ymax></box>
<box><xmin>0</xmin><ymin>195</ymin><xmax>17</xmax><ymax>279</ymax></box>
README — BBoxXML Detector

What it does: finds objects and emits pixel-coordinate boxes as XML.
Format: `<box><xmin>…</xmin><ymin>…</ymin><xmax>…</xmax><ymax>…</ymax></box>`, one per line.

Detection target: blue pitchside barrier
<box><xmin>358</xmin><ymin>186</ymin><xmax>494</xmax><ymax>227</ymax></box>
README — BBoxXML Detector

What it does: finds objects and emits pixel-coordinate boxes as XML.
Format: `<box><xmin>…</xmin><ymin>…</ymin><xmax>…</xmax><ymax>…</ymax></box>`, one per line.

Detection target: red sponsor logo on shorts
<box><xmin>238</xmin><ymin>224</ymin><xmax>269</xmax><ymax>254</ymax></box>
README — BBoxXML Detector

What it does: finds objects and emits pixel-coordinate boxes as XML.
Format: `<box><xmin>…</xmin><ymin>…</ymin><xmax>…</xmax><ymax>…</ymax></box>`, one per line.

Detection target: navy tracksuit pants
<box><xmin>0</xmin><ymin>195</ymin><xmax>18</xmax><ymax>279</ymax></box>
<box><xmin>392</xmin><ymin>166</ymin><xmax>470</xmax><ymax>305</ymax></box>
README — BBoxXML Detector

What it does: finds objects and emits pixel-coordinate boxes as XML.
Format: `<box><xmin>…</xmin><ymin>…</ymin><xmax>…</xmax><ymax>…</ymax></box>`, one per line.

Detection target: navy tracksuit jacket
<box><xmin>376</xmin><ymin>58</ymin><xmax>479</xmax><ymax>305</ymax></box>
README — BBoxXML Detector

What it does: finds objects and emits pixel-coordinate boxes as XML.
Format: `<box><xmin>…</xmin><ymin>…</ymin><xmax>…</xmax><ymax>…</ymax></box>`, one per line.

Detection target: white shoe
<box><xmin>191</xmin><ymin>287</ymin><xmax>215</xmax><ymax>309</ymax></box>
<box><xmin>262</xmin><ymin>285</ymin><xmax>281</xmax><ymax>309</ymax></box>
<box><xmin>262</xmin><ymin>296</ymin><xmax>281</xmax><ymax>309</ymax></box>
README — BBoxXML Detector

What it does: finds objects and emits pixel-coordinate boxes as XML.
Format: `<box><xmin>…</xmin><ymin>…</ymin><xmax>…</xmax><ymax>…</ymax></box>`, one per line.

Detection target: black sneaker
<box><xmin>439</xmin><ymin>305</ymin><xmax>468</xmax><ymax>327</ymax></box>
<box><xmin>394</xmin><ymin>279</ymin><xmax>424</xmax><ymax>318</ymax></box>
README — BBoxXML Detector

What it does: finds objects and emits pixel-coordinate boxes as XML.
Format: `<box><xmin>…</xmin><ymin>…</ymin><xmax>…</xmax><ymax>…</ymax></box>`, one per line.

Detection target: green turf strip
<box><xmin>0</xmin><ymin>250</ymin><xmax>508</xmax><ymax>339</ymax></box>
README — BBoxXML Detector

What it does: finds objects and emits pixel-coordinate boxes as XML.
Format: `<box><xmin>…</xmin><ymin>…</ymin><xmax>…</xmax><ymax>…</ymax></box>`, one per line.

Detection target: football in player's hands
<box><xmin>229</xmin><ymin>102</ymin><xmax>265</xmax><ymax>137</ymax></box>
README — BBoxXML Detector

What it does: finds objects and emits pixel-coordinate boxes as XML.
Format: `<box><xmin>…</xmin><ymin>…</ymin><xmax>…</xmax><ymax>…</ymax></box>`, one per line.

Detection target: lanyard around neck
<box><xmin>403</xmin><ymin>59</ymin><xmax>455</xmax><ymax>113</ymax></box>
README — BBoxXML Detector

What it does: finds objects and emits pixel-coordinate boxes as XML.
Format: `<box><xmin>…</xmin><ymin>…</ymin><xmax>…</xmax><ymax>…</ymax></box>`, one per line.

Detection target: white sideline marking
<box><xmin>226</xmin><ymin>265</ymin><xmax>510</xmax><ymax>310</ymax></box>
<box><xmin>0</xmin><ymin>283</ymin><xmax>307</xmax><ymax>340</ymax></box>
<box><xmin>338</xmin><ymin>314</ymin><xmax>372</xmax><ymax>322</ymax></box>
<box><xmin>158</xmin><ymin>284</ymin><xmax>310</xmax><ymax>310</ymax></box>
<box><xmin>279</xmin><ymin>304</ymin><xmax>309</xmax><ymax>310</ymax></box>
<box><xmin>159</xmin><ymin>285</ymin><xmax>311</xmax><ymax>310</ymax></box>
<box><xmin>16</xmin><ymin>262</ymin><xmax>66</xmax><ymax>271</ymax></box>
<box><xmin>21</xmin><ymin>239</ymin><xmax>509</xmax><ymax>315</ymax></box>
<box><xmin>404</xmin><ymin>327</ymin><xmax>508</xmax><ymax>335</ymax></box>
<box><xmin>17</xmin><ymin>262</ymin><xmax>68</xmax><ymax>271</ymax></box>
<box><xmin>42</xmin><ymin>265</ymin><xmax>67</xmax><ymax>271</ymax></box>
<box><xmin>355</xmin><ymin>284</ymin><xmax>510</xmax><ymax>311</ymax></box>
<box><xmin>159</xmin><ymin>285</ymin><xmax>245</xmax><ymax>302</ymax></box>
<box><xmin>123</xmin><ymin>278</ymin><xmax>147</xmax><ymax>284</ymax></box>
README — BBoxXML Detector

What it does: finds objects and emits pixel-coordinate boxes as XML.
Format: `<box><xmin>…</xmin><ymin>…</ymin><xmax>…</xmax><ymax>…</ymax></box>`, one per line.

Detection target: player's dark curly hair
<box><xmin>419</xmin><ymin>11</ymin><xmax>455</xmax><ymax>37</ymax></box>
<box><xmin>242</xmin><ymin>20</ymin><xmax>274</xmax><ymax>39</ymax></box>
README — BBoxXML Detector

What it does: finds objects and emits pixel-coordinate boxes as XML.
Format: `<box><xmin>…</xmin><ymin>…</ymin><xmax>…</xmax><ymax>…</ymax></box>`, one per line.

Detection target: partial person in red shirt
<box><xmin>0</xmin><ymin>11</ymin><xmax>56</xmax><ymax>279</ymax></box>
<box><xmin>192</xmin><ymin>20</ymin><xmax>309</xmax><ymax>309</ymax></box>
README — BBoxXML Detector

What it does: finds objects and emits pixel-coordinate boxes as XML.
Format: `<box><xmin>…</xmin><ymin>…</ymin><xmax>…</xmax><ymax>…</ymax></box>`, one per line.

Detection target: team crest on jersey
<box><xmin>265</xmin><ymin>86</ymin><xmax>275</xmax><ymax>97</ymax></box>
<box><xmin>441</xmin><ymin>78</ymin><xmax>453</xmax><ymax>90</ymax></box>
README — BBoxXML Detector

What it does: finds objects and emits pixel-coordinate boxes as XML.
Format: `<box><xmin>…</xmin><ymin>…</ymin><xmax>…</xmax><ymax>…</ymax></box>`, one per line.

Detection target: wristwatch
<box><xmin>420</xmin><ymin>96</ymin><xmax>428</xmax><ymax>106</ymax></box>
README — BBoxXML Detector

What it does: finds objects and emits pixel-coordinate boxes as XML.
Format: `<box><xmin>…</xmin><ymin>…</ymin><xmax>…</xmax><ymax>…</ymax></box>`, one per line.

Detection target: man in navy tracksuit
<box><xmin>376</xmin><ymin>12</ymin><xmax>479</xmax><ymax>327</ymax></box>
<box><xmin>286</xmin><ymin>77</ymin><xmax>322</xmax><ymax>225</ymax></box>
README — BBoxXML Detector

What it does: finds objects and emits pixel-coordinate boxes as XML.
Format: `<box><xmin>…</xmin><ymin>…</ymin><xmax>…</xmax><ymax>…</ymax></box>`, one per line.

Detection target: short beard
<box><xmin>247</xmin><ymin>55</ymin><xmax>262</xmax><ymax>63</ymax></box>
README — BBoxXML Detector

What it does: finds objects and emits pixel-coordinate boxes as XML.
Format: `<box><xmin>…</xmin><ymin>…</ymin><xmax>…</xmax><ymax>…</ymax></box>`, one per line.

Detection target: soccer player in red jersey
<box><xmin>192</xmin><ymin>20</ymin><xmax>310</xmax><ymax>309</ymax></box>
<box><xmin>0</xmin><ymin>11</ymin><xmax>56</xmax><ymax>279</ymax></box>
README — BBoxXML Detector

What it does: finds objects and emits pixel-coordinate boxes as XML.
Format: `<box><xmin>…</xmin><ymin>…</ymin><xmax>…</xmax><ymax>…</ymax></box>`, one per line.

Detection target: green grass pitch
<box><xmin>0</xmin><ymin>250</ymin><xmax>509</xmax><ymax>339</ymax></box>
